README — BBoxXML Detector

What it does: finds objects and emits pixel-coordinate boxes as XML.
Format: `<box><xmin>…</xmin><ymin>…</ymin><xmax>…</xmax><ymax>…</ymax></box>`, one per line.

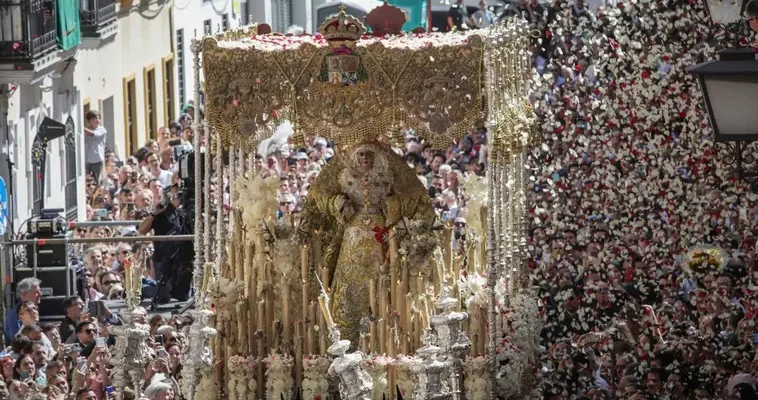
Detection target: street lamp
<box><xmin>687</xmin><ymin>0</ymin><xmax>758</xmax><ymax>191</ymax></box>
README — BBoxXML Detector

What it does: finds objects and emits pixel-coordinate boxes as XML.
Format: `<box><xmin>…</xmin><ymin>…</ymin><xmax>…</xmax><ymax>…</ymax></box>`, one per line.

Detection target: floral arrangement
<box><xmin>459</xmin><ymin>271</ymin><xmax>488</xmax><ymax>308</ymax></box>
<box><xmin>394</xmin><ymin>355</ymin><xmax>421</xmax><ymax>400</ymax></box>
<box><xmin>683</xmin><ymin>246</ymin><xmax>726</xmax><ymax>277</ymax></box>
<box><xmin>495</xmin><ymin>292</ymin><xmax>541</xmax><ymax>398</ymax></box>
<box><xmin>397</xmin><ymin>219</ymin><xmax>438</xmax><ymax>276</ymax></box>
<box><xmin>196</xmin><ymin>370</ymin><xmax>219</xmax><ymax>400</ymax></box>
<box><xmin>227</xmin><ymin>355</ymin><xmax>256</xmax><ymax>400</ymax></box>
<box><xmin>264</xmin><ymin>353</ymin><xmax>294</xmax><ymax>400</ymax></box>
<box><xmin>234</xmin><ymin>175</ymin><xmax>279</xmax><ymax>236</ymax></box>
<box><xmin>463</xmin><ymin>356</ymin><xmax>487</xmax><ymax>400</ymax></box>
<box><xmin>270</xmin><ymin>235</ymin><xmax>300</xmax><ymax>282</ymax></box>
<box><xmin>362</xmin><ymin>355</ymin><xmax>392</xmax><ymax>400</ymax></box>
<box><xmin>302</xmin><ymin>355</ymin><xmax>330</xmax><ymax>400</ymax></box>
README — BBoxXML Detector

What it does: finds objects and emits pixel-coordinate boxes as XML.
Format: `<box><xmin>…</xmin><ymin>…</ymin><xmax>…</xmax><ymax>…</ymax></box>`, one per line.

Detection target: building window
<box><xmin>176</xmin><ymin>29</ymin><xmax>185</xmax><ymax>107</ymax></box>
<box><xmin>162</xmin><ymin>55</ymin><xmax>176</xmax><ymax>126</ymax></box>
<box><xmin>123</xmin><ymin>75</ymin><xmax>138</xmax><ymax>156</ymax></box>
<box><xmin>222</xmin><ymin>13</ymin><xmax>229</xmax><ymax>31</ymax></box>
<box><xmin>143</xmin><ymin>65</ymin><xmax>157</xmax><ymax>139</ymax></box>
<box><xmin>241</xmin><ymin>1</ymin><xmax>249</xmax><ymax>25</ymax></box>
<box><xmin>204</xmin><ymin>19</ymin><xmax>212</xmax><ymax>35</ymax></box>
<box><xmin>272</xmin><ymin>0</ymin><xmax>291</xmax><ymax>33</ymax></box>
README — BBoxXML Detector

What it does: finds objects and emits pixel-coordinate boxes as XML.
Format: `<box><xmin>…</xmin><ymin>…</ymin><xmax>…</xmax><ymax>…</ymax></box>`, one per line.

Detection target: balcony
<box><xmin>0</xmin><ymin>0</ymin><xmax>59</xmax><ymax>71</ymax></box>
<box><xmin>80</xmin><ymin>0</ymin><xmax>117</xmax><ymax>39</ymax></box>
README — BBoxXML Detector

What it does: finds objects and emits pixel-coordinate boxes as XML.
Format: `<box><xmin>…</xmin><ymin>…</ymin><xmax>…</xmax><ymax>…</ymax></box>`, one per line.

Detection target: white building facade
<box><xmin>172</xmin><ymin>0</ymin><xmax>241</xmax><ymax>112</ymax></box>
<box><xmin>0</xmin><ymin>0</ymin><xmax>174</xmax><ymax>231</ymax></box>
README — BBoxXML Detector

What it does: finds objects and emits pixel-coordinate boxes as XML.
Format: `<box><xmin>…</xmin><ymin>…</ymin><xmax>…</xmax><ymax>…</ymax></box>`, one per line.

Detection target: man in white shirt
<box><xmin>84</xmin><ymin>110</ymin><xmax>107</xmax><ymax>181</ymax></box>
<box><xmin>472</xmin><ymin>0</ymin><xmax>495</xmax><ymax>29</ymax></box>
<box><xmin>146</xmin><ymin>151</ymin><xmax>173</xmax><ymax>188</ymax></box>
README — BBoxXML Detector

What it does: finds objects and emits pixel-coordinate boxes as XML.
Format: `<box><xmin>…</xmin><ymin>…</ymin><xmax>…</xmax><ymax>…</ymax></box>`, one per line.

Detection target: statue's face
<box><xmin>356</xmin><ymin>149</ymin><xmax>375</xmax><ymax>171</ymax></box>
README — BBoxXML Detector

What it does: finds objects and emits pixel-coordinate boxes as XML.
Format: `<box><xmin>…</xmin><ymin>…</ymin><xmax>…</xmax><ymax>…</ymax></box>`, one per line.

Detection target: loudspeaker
<box><xmin>13</xmin><ymin>266</ymin><xmax>76</xmax><ymax>318</ymax></box>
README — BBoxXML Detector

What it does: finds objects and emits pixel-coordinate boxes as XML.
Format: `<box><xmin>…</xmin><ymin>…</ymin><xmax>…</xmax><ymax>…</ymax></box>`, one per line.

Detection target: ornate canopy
<box><xmin>201</xmin><ymin>8</ymin><xmax>533</xmax><ymax>153</ymax></box>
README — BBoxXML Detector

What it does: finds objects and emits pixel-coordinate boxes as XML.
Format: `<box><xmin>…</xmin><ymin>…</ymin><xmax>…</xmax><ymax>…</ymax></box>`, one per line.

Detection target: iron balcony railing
<box><xmin>0</xmin><ymin>0</ymin><xmax>58</xmax><ymax>62</ymax></box>
<box><xmin>79</xmin><ymin>0</ymin><xmax>116</xmax><ymax>35</ymax></box>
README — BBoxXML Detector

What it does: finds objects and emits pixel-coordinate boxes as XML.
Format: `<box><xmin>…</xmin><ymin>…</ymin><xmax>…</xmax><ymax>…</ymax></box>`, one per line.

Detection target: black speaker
<box><xmin>13</xmin><ymin>266</ymin><xmax>76</xmax><ymax>319</ymax></box>
<box><xmin>25</xmin><ymin>238</ymin><xmax>68</xmax><ymax>267</ymax></box>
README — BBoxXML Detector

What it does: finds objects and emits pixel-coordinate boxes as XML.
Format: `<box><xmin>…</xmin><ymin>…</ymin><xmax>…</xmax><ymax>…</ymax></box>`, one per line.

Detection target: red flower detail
<box><xmin>641</xmin><ymin>70</ymin><xmax>650</xmax><ymax>80</ymax></box>
<box><xmin>11</xmin><ymin>42</ymin><xmax>21</xmax><ymax>51</ymax></box>
<box><xmin>271</xmin><ymin>110</ymin><xmax>279</xmax><ymax>118</ymax></box>
<box><xmin>232</xmin><ymin>99</ymin><xmax>239</xmax><ymax>107</ymax></box>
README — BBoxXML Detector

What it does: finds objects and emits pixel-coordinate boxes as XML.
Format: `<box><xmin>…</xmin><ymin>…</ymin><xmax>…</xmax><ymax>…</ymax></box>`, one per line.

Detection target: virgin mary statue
<box><xmin>300</xmin><ymin>142</ymin><xmax>435</xmax><ymax>343</ymax></box>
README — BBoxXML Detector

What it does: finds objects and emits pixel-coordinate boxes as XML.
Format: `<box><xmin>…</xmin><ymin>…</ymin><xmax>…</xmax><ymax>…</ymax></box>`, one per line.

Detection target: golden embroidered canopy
<box><xmin>200</xmin><ymin>11</ymin><xmax>535</xmax><ymax>153</ymax></box>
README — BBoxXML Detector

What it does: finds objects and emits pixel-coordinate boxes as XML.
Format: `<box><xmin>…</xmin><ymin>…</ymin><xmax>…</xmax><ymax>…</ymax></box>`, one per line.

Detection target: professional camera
<box><xmin>168</xmin><ymin>139</ymin><xmax>204</xmax><ymax>213</ymax></box>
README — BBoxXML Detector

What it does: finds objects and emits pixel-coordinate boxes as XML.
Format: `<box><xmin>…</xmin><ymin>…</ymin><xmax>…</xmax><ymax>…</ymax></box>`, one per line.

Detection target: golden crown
<box><xmin>318</xmin><ymin>6</ymin><xmax>366</xmax><ymax>42</ymax></box>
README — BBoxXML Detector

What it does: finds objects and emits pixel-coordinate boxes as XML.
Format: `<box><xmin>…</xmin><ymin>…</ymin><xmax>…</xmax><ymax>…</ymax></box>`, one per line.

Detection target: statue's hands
<box><xmin>341</xmin><ymin>201</ymin><xmax>355</xmax><ymax>220</ymax></box>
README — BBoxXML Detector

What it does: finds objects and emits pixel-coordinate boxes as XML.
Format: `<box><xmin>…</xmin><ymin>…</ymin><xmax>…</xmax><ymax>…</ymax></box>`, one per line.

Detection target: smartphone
<box><xmin>155</xmin><ymin>334</ymin><xmax>164</xmax><ymax>345</ymax></box>
<box><xmin>76</xmin><ymin>357</ymin><xmax>87</xmax><ymax>373</ymax></box>
<box><xmin>95</xmin><ymin>337</ymin><xmax>106</xmax><ymax>348</ymax></box>
<box><xmin>115</xmin><ymin>161</ymin><xmax>124</xmax><ymax>168</ymax></box>
<box><xmin>156</xmin><ymin>348</ymin><xmax>168</xmax><ymax>359</ymax></box>
<box><xmin>95</xmin><ymin>208</ymin><xmax>108</xmax><ymax>218</ymax></box>
<box><xmin>752</xmin><ymin>333</ymin><xmax>758</xmax><ymax>344</ymax></box>
<box><xmin>88</xmin><ymin>300</ymin><xmax>104</xmax><ymax>318</ymax></box>
<box><xmin>19</xmin><ymin>371</ymin><xmax>29</xmax><ymax>381</ymax></box>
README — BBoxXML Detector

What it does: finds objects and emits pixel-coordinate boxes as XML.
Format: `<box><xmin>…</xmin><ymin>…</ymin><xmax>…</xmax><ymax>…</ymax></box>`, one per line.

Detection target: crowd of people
<box><xmin>526</xmin><ymin>0</ymin><xmax>758</xmax><ymax>399</ymax></box>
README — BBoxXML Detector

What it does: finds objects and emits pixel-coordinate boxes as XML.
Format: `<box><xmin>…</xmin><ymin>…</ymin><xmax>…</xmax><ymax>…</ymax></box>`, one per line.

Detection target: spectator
<box><xmin>59</xmin><ymin>297</ymin><xmax>85</xmax><ymax>344</ymax></box>
<box><xmin>471</xmin><ymin>0</ymin><xmax>495</xmax><ymax>29</ymax></box>
<box><xmin>447</xmin><ymin>0</ymin><xmax>470</xmax><ymax>32</ymax></box>
<box><xmin>4</xmin><ymin>279</ymin><xmax>41</xmax><ymax>345</ymax></box>
<box><xmin>84</xmin><ymin>110</ymin><xmax>107</xmax><ymax>181</ymax></box>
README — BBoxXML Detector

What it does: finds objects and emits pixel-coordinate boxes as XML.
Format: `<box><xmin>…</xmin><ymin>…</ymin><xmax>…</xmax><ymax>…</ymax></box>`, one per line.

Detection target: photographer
<box><xmin>138</xmin><ymin>185</ymin><xmax>192</xmax><ymax>304</ymax></box>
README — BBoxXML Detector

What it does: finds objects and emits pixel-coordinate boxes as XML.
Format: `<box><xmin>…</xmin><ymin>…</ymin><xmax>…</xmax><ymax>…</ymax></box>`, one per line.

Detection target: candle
<box><xmin>319</xmin><ymin>267</ymin><xmax>329</xmax><ymax>354</ymax></box>
<box><xmin>370</xmin><ymin>320</ymin><xmax>377</xmax><ymax>354</ymax></box>
<box><xmin>479</xmin><ymin>306</ymin><xmax>486</xmax><ymax>356</ymax></box>
<box><xmin>283</xmin><ymin>280</ymin><xmax>290</xmax><ymax>352</ymax></box>
<box><xmin>124</xmin><ymin>263</ymin><xmax>132</xmax><ymax>293</ymax></box>
<box><xmin>369</xmin><ymin>279</ymin><xmax>376</xmax><ymax>316</ymax></box>
<box><xmin>318</xmin><ymin>295</ymin><xmax>335</xmax><ymax>328</ymax></box>
<box><xmin>295</xmin><ymin>321</ymin><xmax>303</xmax><ymax>390</ymax></box>
<box><xmin>306</xmin><ymin>322</ymin><xmax>314</xmax><ymax>355</ymax></box>
<box><xmin>414</xmin><ymin>310</ymin><xmax>422</xmax><ymax>350</ymax></box>
<box><xmin>301</xmin><ymin>245</ymin><xmax>309</xmax><ymax>354</ymax></box>
<box><xmin>469</xmin><ymin>306</ymin><xmax>478</xmax><ymax>356</ymax></box>
<box><xmin>378</xmin><ymin>319</ymin><xmax>386</xmax><ymax>355</ymax></box>
<box><xmin>421</xmin><ymin>297</ymin><xmax>430</xmax><ymax>330</ymax></box>
<box><xmin>389</xmin><ymin>228</ymin><xmax>399</xmax><ymax>307</ymax></box>
<box><xmin>361</xmin><ymin>333</ymin><xmax>369</xmax><ymax>354</ymax></box>
<box><xmin>308</xmin><ymin>302</ymin><xmax>317</xmax><ymax>355</ymax></box>
<box><xmin>403</xmin><ymin>293</ymin><xmax>412</xmax><ymax>355</ymax></box>
<box><xmin>257</xmin><ymin>300</ymin><xmax>265</xmax><ymax>354</ymax></box>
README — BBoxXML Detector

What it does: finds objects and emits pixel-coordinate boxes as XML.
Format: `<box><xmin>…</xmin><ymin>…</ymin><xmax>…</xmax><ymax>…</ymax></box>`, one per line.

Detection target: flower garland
<box><xmin>228</xmin><ymin>355</ymin><xmax>256</xmax><ymax>400</ymax></box>
<box><xmin>362</xmin><ymin>355</ymin><xmax>392</xmax><ymax>400</ymax></box>
<box><xmin>196</xmin><ymin>370</ymin><xmax>218</xmax><ymax>400</ymax></box>
<box><xmin>264</xmin><ymin>353</ymin><xmax>294</xmax><ymax>400</ymax></box>
<box><xmin>463</xmin><ymin>356</ymin><xmax>487</xmax><ymax>400</ymax></box>
<box><xmin>302</xmin><ymin>356</ymin><xmax>330</xmax><ymax>400</ymax></box>
<box><xmin>394</xmin><ymin>355</ymin><xmax>420</xmax><ymax>400</ymax></box>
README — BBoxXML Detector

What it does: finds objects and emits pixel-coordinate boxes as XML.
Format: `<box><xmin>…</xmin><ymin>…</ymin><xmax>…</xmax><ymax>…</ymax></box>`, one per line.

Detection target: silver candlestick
<box><xmin>412</xmin><ymin>329</ymin><xmax>452</xmax><ymax>400</ymax></box>
<box><xmin>317</xmin><ymin>273</ymin><xmax>373</xmax><ymax>400</ymax></box>
<box><xmin>430</xmin><ymin>284</ymin><xmax>470</xmax><ymax>400</ymax></box>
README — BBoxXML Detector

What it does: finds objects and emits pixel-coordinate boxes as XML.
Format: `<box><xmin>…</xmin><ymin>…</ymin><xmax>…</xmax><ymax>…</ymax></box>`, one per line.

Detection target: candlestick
<box><xmin>306</xmin><ymin>322</ymin><xmax>315</xmax><ymax>356</ymax></box>
<box><xmin>301</xmin><ymin>244</ymin><xmax>309</xmax><ymax>354</ymax></box>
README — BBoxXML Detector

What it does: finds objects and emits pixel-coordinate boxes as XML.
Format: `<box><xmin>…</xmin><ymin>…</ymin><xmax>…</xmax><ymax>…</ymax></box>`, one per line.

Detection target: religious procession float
<box><xmin>110</xmin><ymin>2</ymin><xmax>541</xmax><ymax>399</ymax></box>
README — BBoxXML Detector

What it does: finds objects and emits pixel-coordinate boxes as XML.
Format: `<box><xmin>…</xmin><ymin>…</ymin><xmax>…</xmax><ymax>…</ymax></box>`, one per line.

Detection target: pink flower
<box><xmin>11</xmin><ymin>42</ymin><xmax>20</xmax><ymax>51</ymax></box>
